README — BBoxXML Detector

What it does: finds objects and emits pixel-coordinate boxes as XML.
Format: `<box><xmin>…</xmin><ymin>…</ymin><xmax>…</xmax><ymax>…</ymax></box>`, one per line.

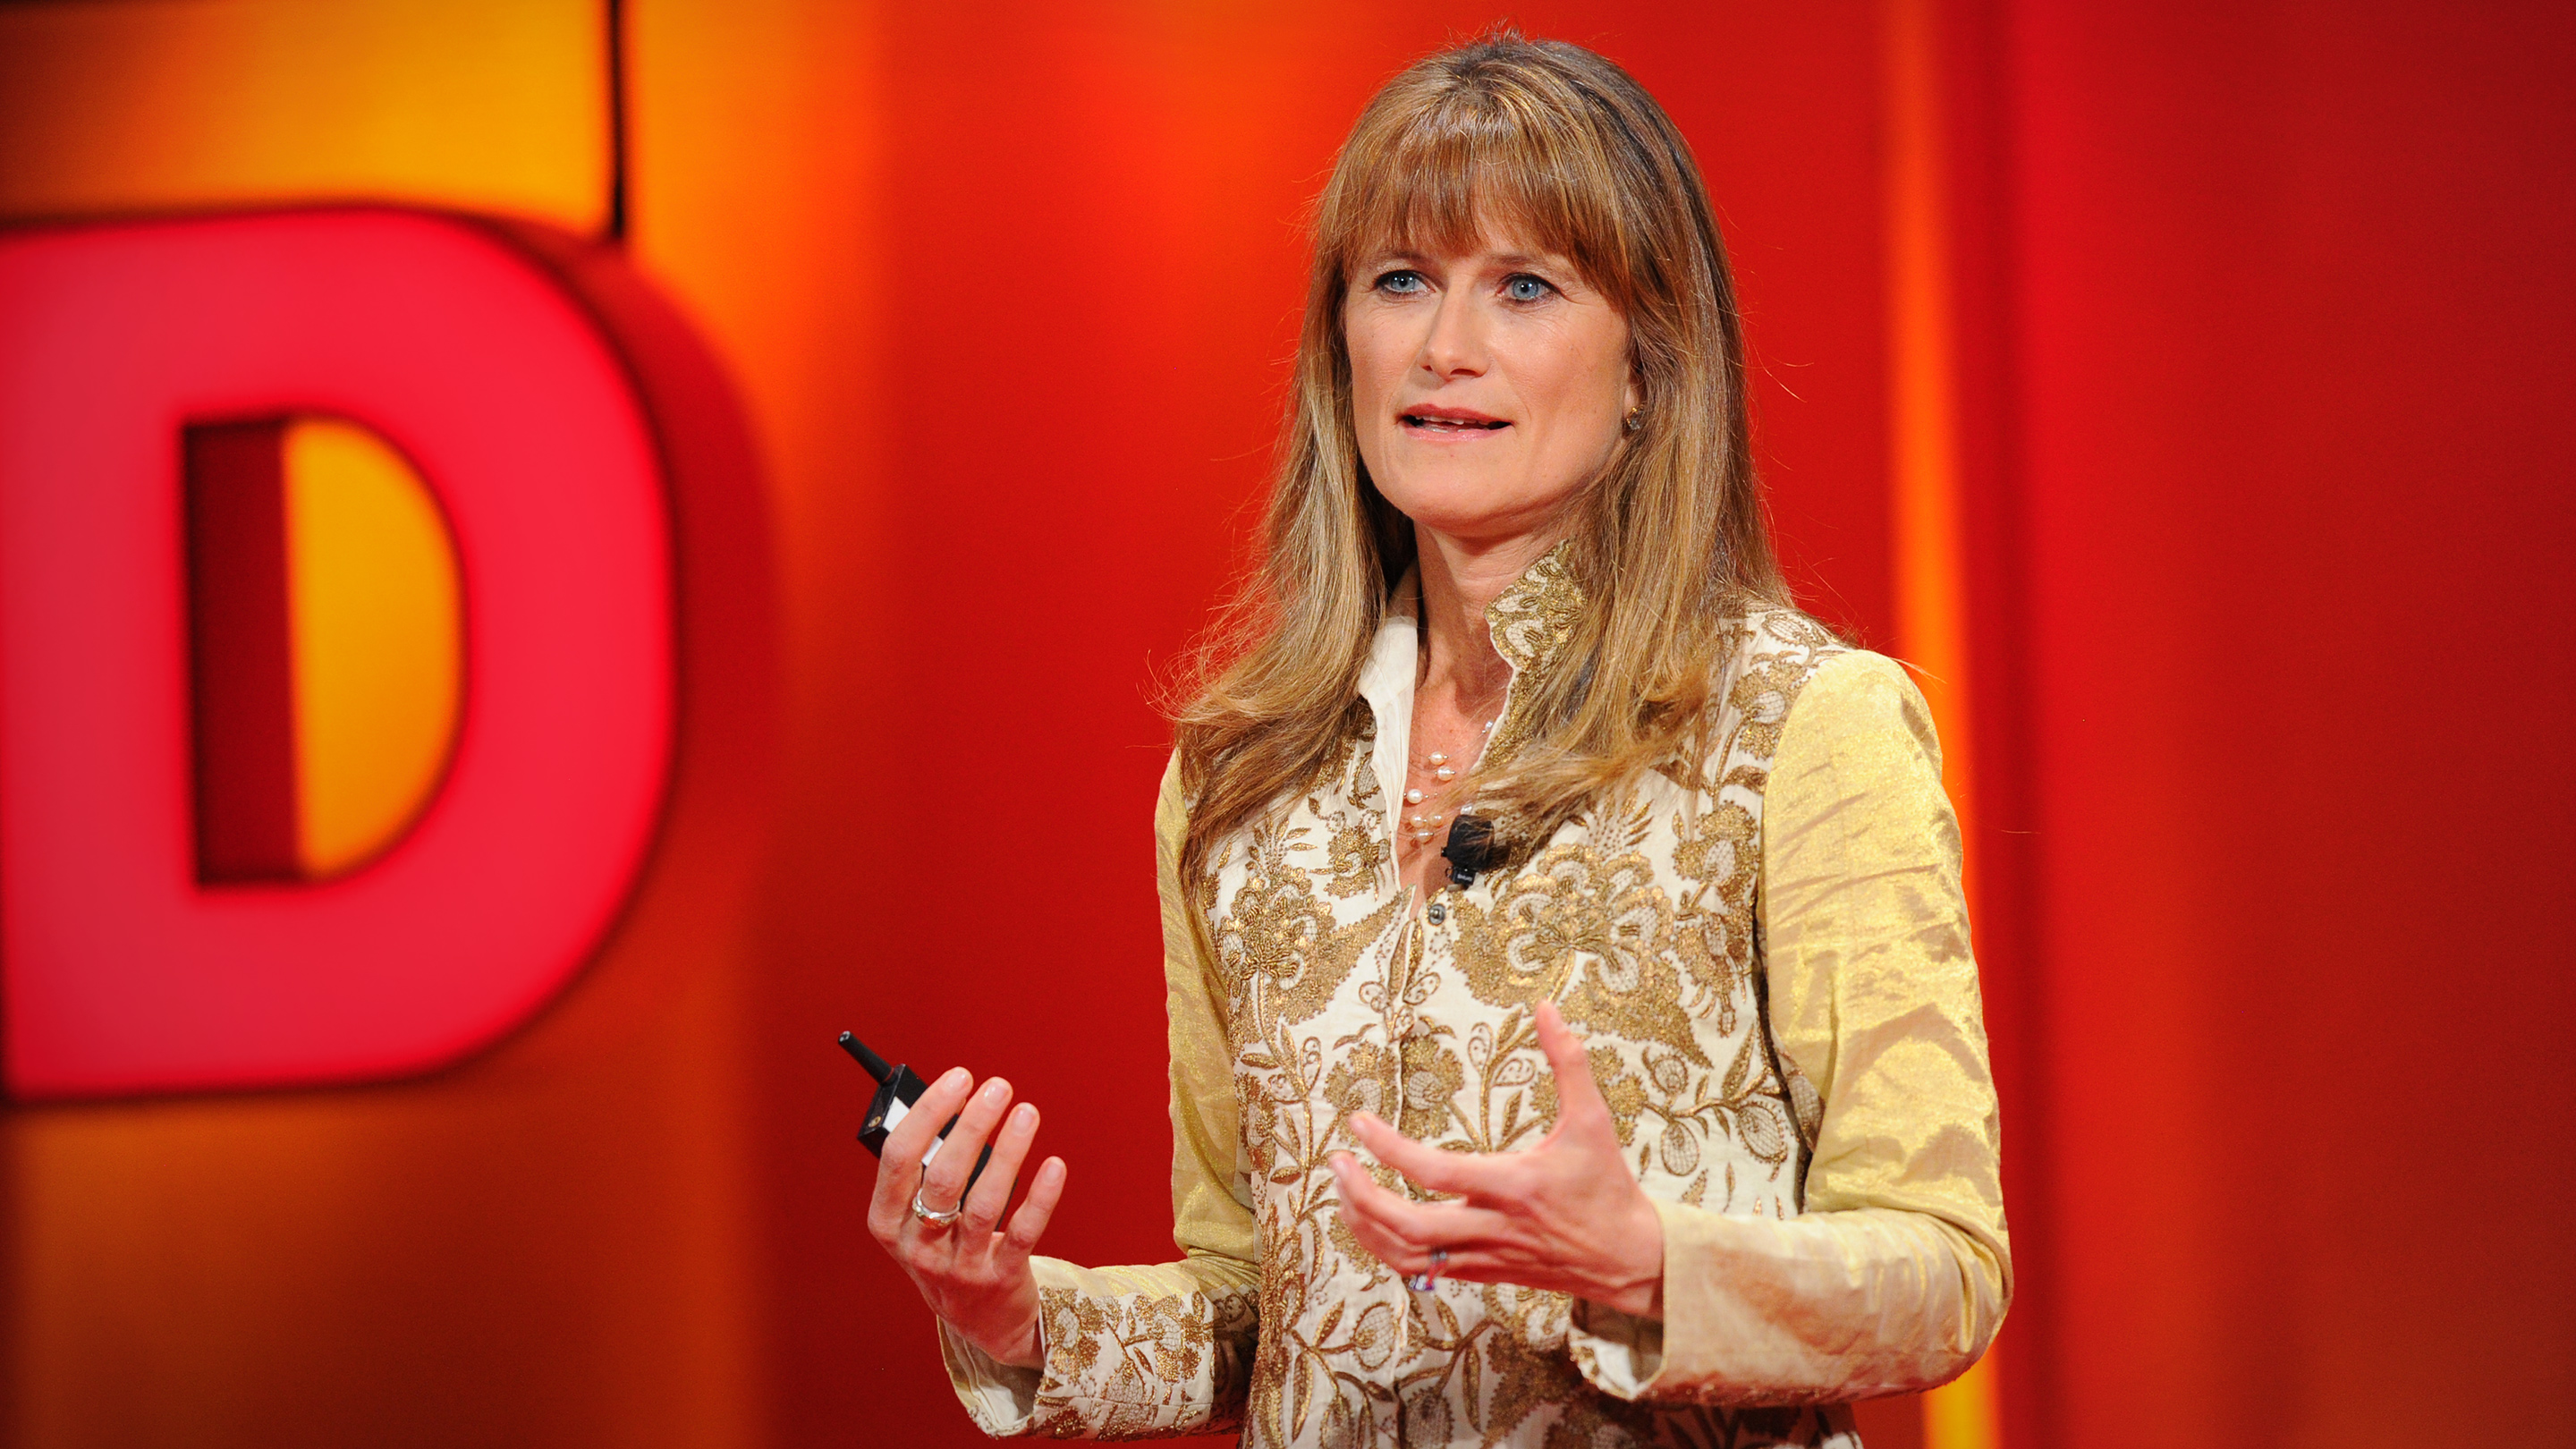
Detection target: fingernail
<box><xmin>979</xmin><ymin>1078</ymin><xmax>1011</xmax><ymax>1104</ymax></box>
<box><xmin>1011</xmin><ymin>1103</ymin><xmax>1036</xmax><ymax>1128</ymax></box>
<box><xmin>941</xmin><ymin>1067</ymin><xmax>970</xmax><ymax>1089</ymax></box>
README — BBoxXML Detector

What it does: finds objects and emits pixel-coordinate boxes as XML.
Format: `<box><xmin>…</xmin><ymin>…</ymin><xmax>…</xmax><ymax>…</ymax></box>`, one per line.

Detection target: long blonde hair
<box><xmin>1174</xmin><ymin>30</ymin><xmax>1789</xmax><ymax>881</ymax></box>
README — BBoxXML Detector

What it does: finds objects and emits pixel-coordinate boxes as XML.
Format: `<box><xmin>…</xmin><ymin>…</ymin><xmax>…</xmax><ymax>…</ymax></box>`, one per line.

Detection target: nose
<box><xmin>1418</xmin><ymin>288</ymin><xmax>1487</xmax><ymax>380</ymax></box>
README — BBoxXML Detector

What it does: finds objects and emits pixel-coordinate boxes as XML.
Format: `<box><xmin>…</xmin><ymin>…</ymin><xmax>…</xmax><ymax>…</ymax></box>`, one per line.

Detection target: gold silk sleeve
<box><xmin>1568</xmin><ymin>649</ymin><xmax>2012</xmax><ymax>1404</ymax></box>
<box><xmin>938</xmin><ymin>753</ymin><xmax>1263</xmax><ymax>1437</ymax></box>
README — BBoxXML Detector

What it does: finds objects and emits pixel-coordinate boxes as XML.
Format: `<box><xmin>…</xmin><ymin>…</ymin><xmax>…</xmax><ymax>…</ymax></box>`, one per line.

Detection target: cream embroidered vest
<box><xmin>1199</xmin><ymin>552</ymin><xmax>1849</xmax><ymax>1447</ymax></box>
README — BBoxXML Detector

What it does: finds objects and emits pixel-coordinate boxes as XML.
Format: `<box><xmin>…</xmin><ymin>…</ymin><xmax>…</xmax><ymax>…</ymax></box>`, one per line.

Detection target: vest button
<box><xmin>1426</xmin><ymin>901</ymin><xmax>1447</xmax><ymax>926</ymax></box>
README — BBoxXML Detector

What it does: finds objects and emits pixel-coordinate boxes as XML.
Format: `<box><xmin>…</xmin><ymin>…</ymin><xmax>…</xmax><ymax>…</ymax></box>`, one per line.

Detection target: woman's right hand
<box><xmin>866</xmin><ymin>1067</ymin><xmax>1068</xmax><ymax>1369</ymax></box>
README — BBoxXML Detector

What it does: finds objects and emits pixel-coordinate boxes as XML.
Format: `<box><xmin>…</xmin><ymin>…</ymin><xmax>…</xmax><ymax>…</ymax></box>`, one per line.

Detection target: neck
<box><xmin>1412</xmin><ymin>523</ymin><xmax>1553</xmax><ymax>704</ymax></box>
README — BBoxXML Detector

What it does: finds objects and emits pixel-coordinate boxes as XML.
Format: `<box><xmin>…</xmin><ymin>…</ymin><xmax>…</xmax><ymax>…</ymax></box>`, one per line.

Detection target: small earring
<box><xmin>1623</xmin><ymin>405</ymin><xmax>1645</xmax><ymax>434</ymax></box>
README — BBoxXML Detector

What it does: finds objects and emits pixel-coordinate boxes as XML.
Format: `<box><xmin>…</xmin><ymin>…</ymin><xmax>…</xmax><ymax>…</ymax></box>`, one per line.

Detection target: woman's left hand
<box><xmin>1330</xmin><ymin>999</ymin><xmax>1665</xmax><ymax>1318</ymax></box>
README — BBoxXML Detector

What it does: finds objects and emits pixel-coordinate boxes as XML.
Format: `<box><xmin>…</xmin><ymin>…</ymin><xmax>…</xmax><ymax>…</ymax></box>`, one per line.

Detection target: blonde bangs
<box><xmin>1321</xmin><ymin>67</ymin><xmax>1639</xmax><ymax>308</ymax></box>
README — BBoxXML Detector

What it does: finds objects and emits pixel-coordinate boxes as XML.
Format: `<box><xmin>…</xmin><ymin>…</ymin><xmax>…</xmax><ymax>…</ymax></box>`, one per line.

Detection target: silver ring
<box><xmin>1404</xmin><ymin>1248</ymin><xmax>1449</xmax><ymax>1292</ymax></box>
<box><xmin>911</xmin><ymin>1186</ymin><xmax>965</xmax><ymax>1230</ymax></box>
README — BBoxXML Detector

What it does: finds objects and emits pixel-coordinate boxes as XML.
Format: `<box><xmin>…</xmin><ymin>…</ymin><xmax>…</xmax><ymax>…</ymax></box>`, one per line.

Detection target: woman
<box><xmin>868</xmin><ymin>31</ymin><xmax>2008</xmax><ymax>1448</ymax></box>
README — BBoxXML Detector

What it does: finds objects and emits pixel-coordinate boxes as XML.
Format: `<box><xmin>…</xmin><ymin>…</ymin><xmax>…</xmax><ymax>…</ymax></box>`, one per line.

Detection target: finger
<box><xmin>1327</xmin><ymin>1150</ymin><xmax>1413</xmax><ymax>1224</ymax></box>
<box><xmin>1337</xmin><ymin>1191</ymin><xmax>1495</xmax><ymax>1280</ymax></box>
<box><xmin>1327</xmin><ymin>1153</ymin><xmax>1408</xmax><ymax>1231</ymax></box>
<box><xmin>1435</xmin><ymin>1244</ymin><xmax>1612</xmax><ymax>1299</ymax></box>
<box><xmin>1347</xmin><ymin>1113</ymin><xmax>1490</xmax><ymax>1197</ymax></box>
<box><xmin>1401</xmin><ymin>1244</ymin><xmax>1521</xmax><ymax>1285</ymax></box>
<box><xmin>1334</xmin><ymin>1157</ymin><xmax>1514</xmax><ymax>1250</ymax></box>
<box><xmin>1340</xmin><ymin>1209</ymin><xmax>1427</xmax><ymax>1271</ymax></box>
<box><xmin>870</xmin><ymin>1066</ymin><xmax>971</xmax><ymax>1228</ymax></box>
<box><xmin>1533</xmin><ymin>1001</ymin><xmax>1613</xmax><ymax>1131</ymax></box>
<box><xmin>881</xmin><ymin>1066</ymin><xmax>972</xmax><ymax>1172</ymax></box>
<box><xmin>1001</xmin><ymin>1156</ymin><xmax>1067</xmax><ymax>1261</ymax></box>
<box><xmin>1331</xmin><ymin>1167</ymin><xmax>1429</xmax><ymax>1265</ymax></box>
<box><xmin>1330</xmin><ymin>1154</ymin><xmax>1504</xmax><ymax>1261</ymax></box>
<box><xmin>919</xmin><ymin>1076</ymin><xmax>1015</xmax><ymax>1215</ymax></box>
<box><xmin>961</xmin><ymin>1102</ymin><xmax>1039</xmax><ymax>1236</ymax></box>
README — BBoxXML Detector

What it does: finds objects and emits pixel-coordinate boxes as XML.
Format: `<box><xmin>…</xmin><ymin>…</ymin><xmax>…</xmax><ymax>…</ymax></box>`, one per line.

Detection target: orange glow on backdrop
<box><xmin>1880</xmin><ymin>0</ymin><xmax>1997</xmax><ymax>1443</ymax></box>
<box><xmin>0</xmin><ymin>0</ymin><xmax>608</xmax><ymax>231</ymax></box>
<box><xmin>4</xmin><ymin>2</ymin><xmax>2572</xmax><ymax>1447</ymax></box>
<box><xmin>281</xmin><ymin>416</ymin><xmax>462</xmax><ymax>878</ymax></box>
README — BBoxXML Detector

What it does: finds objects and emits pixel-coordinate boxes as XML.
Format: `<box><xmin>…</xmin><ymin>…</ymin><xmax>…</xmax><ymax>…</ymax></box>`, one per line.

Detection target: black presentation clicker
<box><xmin>839</xmin><ymin>1030</ymin><xmax>990</xmax><ymax>1194</ymax></box>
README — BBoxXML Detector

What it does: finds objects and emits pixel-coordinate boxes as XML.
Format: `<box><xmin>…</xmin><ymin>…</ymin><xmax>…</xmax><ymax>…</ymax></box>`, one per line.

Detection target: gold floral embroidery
<box><xmin>1590</xmin><ymin>1045</ymin><xmax>1649</xmax><ymax>1148</ymax></box>
<box><xmin>1321</xmin><ymin>1038</ymin><xmax>1389</xmax><ymax>1124</ymax></box>
<box><xmin>1478</xmin><ymin>546</ymin><xmax>1584</xmax><ymax>778</ymax></box>
<box><xmin>1213</xmin><ymin>820</ymin><xmax>1403</xmax><ymax>1040</ymax></box>
<box><xmin>1483</xmin><ymin>546</ymin><xmax>1582</xmax><ymax>676</ymax></box>
<box><xmin>1027</xmin><ymin>596</ymin><xmax>1852</xmax><ymax>1447</ymax></box>
<box><xmin>1030</xmin><ymin>1281</ymin><xmax>1256</xmax><ymax>1438</ymax></box>
<box><xmin>1452</xmin><ymin>843</ymin><xmax>1702</xmax><ymax>1064</ymax></box>
<box><xmin>1324</xmin><ymin>821</ymin><xmax>1385</xmax><ymax>899</ymax></box>
<box><xmin>1394</xmin><ymin>1040</ymin><xmax>1464</xmax><ymax>1145</ymax></box>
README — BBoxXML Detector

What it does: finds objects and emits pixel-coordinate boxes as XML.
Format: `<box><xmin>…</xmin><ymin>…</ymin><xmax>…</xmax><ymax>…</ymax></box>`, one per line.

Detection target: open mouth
<box><xmin>1400</xmin><ymin>408</ymin><xmax>1510</xmax><ymax>436</ymax></box>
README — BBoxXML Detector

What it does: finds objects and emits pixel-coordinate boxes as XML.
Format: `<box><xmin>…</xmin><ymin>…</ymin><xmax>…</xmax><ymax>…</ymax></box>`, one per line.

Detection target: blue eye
<box><xmin>1504</xmin><ymin>274</ymin><xmax>1554</xmax><ymax>302</ymax></box>
<box><xmin>1376</xmin><ymin>269</ymin><xmax>1428</xmax><ymax>295</ymax></box>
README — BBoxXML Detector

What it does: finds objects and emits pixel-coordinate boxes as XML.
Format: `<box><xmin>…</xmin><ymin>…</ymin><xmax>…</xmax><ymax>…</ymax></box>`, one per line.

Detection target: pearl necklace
<box><xmin>1402</xmin><ymin>572</ymin><xmax>1506</xmax><ymax>846</ymax></box>
<box><xmin>1402</xmin><ymin>716</ymin><xmax>1497</xmax><ymax>845</ymax></box>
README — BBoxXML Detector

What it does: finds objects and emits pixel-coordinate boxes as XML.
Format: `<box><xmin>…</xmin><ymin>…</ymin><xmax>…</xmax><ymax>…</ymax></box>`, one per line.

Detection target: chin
<box><xmin>1380</xmin><ymin>490</ymin><xmax>1560</xmax><ymax>545</ymax></box>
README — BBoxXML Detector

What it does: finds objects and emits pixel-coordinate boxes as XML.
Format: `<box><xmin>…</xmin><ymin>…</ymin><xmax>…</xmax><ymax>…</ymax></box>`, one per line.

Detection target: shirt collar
<box><xmin>1357</xmin><ymin>566</ymin><xmax>1422</xmax><ymax>818</ymax></box>
<box><xmin>1356</xmin><ymin>541</ymin><xmax>1583</xmax><ymax>815</ymax></box>
<box><xmin>1482</xmin><ymin>539</ymin><xmax>1584</xmax><ymax>680</ymax></box>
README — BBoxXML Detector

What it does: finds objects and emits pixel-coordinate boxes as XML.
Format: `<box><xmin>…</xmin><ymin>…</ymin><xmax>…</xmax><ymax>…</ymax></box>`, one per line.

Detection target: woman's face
<box><xmin>1343</xmin><ymin>230</ymin><xmax>1635</xmax><ymax>547</ymax></box>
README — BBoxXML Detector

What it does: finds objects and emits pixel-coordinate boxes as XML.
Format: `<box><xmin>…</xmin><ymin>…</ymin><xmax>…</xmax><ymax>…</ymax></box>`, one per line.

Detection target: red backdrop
<box><xmin>1985</xmin><ymin>1</ymin><xmax>2576</xmax><ymax>1440</ymax></box>
<box><xmin>1</xmin><ymin>3</ymin><xmax>2570</xmax><ymax>1446</ymax></box>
